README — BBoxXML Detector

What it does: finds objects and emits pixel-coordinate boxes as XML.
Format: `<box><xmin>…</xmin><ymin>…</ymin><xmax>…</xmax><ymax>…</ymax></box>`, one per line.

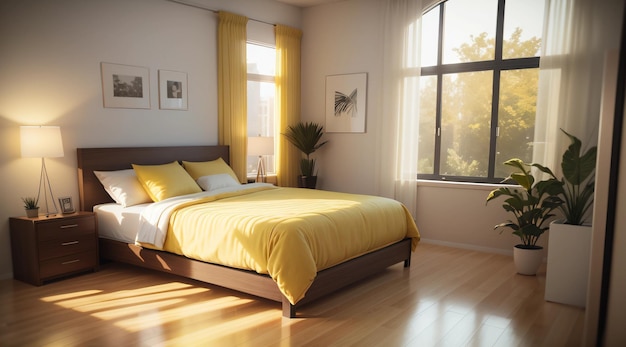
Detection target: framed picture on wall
<box><xmin>100</xmin><ymin>62</ymin><xmax>151</xmax><ymax>109</ymax></box>
<box><xmin>158</xmin><ymin>70</ymin><xmax>188</xmax><ymax>110</ymax></box>
<box><xmin>325</xmin><ymin>73</ymin><xmax>367</xmax><ymax>133</ymax></box>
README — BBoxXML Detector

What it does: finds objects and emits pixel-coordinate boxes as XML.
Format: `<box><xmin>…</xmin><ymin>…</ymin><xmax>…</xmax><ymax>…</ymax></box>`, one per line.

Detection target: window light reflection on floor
<box><xmin>115</xmin><ymin>296</ymin><xmax>253</xmax><ymax>331</ymax></box>
<box><xmin>162</xmin><ymin>311</ymin><xmax>279</xmax><ymax>345</ymax></box>
<box><xmin>38</xmin><ymin>282</ymin><xmax>268</xmax><ymax>333</ymax></box>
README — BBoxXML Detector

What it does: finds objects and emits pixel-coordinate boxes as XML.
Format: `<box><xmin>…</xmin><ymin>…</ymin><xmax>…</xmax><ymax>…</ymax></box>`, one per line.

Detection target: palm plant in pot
<box><xmin>486</xmin><ymin>158</ymin><xmax>564</xmax><ymax>275</ymax></box>
<box><xmin>282</xmin><ymin>121</ymin><xmax>328</xmax><ymax>189</ymax></box>
<box><xmin>545</xmin><ymin>129</ymin><xmax>597</xmax><ymax>306</ymax></box>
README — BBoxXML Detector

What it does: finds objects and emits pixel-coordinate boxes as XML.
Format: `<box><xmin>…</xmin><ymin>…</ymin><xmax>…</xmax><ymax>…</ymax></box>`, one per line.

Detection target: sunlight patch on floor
<box><xmin>80</xmin><ymin>288</ymin><xmax>208</xmax><ymax>315</ymax></box>
<box><xmin>36</xmin><ymin>281</ymin><xmax>267</xmax><ymax>333</ymax></box>
<box><xmin>162</xmin><ymin>310</ymin><xmax>279</xmax><ymax>345</ymax></box>
<box><xmin>39</xmin><ymin>290</ymin><xmax>103</xmax><ymax>302</ymax></box>
<box><xmin>114</xmin><ymin>296</ymin><xmax>253</xmax><ymax>331</ymax></box>
<box><xmin>40</xmin><ymin>282</ymin><xmax>197</xmax><ymax>306</ymax></box>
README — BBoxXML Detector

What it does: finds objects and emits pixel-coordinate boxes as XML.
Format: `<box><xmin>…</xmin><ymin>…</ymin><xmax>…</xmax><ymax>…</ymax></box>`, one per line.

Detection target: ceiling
<box><xmin>275</xmin><ymin>0</ymin><xmax>344</xmax><ymax>8</ymax></box>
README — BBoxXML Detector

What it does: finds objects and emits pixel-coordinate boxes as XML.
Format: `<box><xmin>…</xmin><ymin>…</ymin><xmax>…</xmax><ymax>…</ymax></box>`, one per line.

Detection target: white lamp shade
<box><xmin>20</xmin><ymin>126</ymin><xmax>64</xmax><ymax>158</ymax></box>
<box><xmin>248</xmin><ymin>136</ymin><xmax>274</xmax><ymax>156</ymax></box>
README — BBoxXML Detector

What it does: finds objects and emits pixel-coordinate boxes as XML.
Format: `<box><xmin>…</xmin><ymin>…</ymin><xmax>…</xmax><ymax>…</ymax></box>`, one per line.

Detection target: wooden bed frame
<box><xmin>77</xmin><ymin>145</ymin><xmax>412</xmax><ymax>318</ymax></box>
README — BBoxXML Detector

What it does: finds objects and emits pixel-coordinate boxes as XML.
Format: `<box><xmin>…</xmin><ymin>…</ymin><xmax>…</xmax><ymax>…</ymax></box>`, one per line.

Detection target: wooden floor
<box><xmin>0</xmin><ymin>243</ymin><xmax>585</xmax><ymax>346</ymax></box>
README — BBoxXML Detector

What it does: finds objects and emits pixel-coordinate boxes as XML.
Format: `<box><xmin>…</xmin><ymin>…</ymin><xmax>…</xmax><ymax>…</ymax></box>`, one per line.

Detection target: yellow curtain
<box><xmin>217</xmin><ymin>11</ymin><xmax>248</xmax><ymax>183</ymax></box>
<box><xmin>275</xmin><ymin>24</ymin><xmax>302</xmax><ymax>187</ymax></box>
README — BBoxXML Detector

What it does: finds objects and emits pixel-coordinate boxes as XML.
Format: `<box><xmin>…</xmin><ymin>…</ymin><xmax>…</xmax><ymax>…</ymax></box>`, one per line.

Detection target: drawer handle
<box><xmin>62</xmin><ymin>259</ymin><xmax>80</xmax><ymax>265</ymax></box>
<box><xmin>61</xmin><ymin>241</ymin><xmax>79</xmax><ymax>246</ymax></box>
<box><xmin>60</xmin><ymin>224</ymin><xmax>79</xmax><ymax>229</ymax></box>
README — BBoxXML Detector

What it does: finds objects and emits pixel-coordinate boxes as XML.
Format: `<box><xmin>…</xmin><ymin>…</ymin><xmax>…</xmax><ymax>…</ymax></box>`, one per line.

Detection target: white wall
<box><xmin>0</xmin><ymin>0</ymin><xmax>301</xmax><ymax>279</ymax></box>
<box><xmin>301</xmin><ymin>0</ymin><xmax>527</xmax><ymax>254</ymax></box>
<box><xmin>301</xmin><ymin>0</ymin><xmax>383</xmax><ymax>194</ymax></box>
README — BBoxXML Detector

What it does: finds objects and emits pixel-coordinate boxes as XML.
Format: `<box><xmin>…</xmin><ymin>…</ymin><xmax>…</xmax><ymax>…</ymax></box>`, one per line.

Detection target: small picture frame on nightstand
<box><xmin>58</xmin><ymin>196</ymin><xmax>75</xmax><ymax>214</ymax></box>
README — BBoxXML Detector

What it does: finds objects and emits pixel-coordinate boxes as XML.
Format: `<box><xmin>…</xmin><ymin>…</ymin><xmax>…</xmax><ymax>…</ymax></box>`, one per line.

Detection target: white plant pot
<box><xmin>545</xmin><ymin>221</ymin><xmax>592</xmax><ymax>307</ymax></box>
<box><xmin>513</xmin><ymin>245</ymin><xmax>543</xmax><ymax>276</ymax></box>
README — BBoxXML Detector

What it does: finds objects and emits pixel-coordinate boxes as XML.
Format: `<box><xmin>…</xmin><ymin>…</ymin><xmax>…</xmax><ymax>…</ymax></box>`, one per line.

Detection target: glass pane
<box><xmin>440</xmin><ymin>71</ymin><xmax>492</xmax><ymax>177</ymax></box>
<box><xmin>443</xmin><ymin>0</ymin><xmax>498</xmax><ymax>64</ymax></box>
<box><xmin>417</xmin><ymin>75</ymin><xmax>437</xmax><ymax>174</ymax></box>
<box><xmin>503</xmin><ymin>0</ymin><xmax>544</xmax><ymax>59</ymax></box>
<box><xmin>420</xmin><ymin>6</ymin><xmax>440</xmax><ymax>67</ymax></box>
<box><xmin>247</xmin><ymin>43</ymin><xmax>275</xmax><ymax>76</ymax></box>
<box><xmin>495</xmin><ymin>68</ymin><xmax>539</xmax><ymax>178</ymax></box>
<box><xmin>247</xmin><ymin>80</ymin><xmax>276</xmax><ymax>175</ymax></box>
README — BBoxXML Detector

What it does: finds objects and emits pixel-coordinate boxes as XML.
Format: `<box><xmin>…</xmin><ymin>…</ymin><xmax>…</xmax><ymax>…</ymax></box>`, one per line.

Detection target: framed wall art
<box><xmin>159</xmin><ymin>70</ymin><xmax>188</xmax><ymax>110</ymax></box>
<box><xmin>100</xmin><ymin>62</ymin><xmax>150</xmax><ymax>109</ymax></box>
<box><xmin>325</xmin><ymin>73</ymin><xmax>367</xmax><ymax>133</ymax></box>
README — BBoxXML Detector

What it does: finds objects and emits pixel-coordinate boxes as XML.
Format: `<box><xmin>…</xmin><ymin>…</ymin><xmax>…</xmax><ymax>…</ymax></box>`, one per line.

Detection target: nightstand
<box><xmin>9</xmin><ymin>211</ymin><xmax>98</xmax><ymax>285</ymax></box>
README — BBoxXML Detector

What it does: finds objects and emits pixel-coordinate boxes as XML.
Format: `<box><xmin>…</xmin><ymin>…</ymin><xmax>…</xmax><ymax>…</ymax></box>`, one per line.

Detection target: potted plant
<box><xmin>555</xmin><ymin>129</ymin><xmax>597</xmax><ymax>225</ymax></box>
<box><xmin>486</xmin><ymin>158</ymin><xmax>564</xmax><ymax>275</ymax></box>
<box><xmin>282</xmin><ymin>121</ymin><xmax>328</xmax><ymax>188</ymax></box>
<box><xmin>545</xmin><ymin>129</ymin><xmax>597</xmax><ymax>307</ymax></box>
<box><xmin>22</xmin><ymin>197</ymin><xmax>39</xmax><ymax>218</ymax></box>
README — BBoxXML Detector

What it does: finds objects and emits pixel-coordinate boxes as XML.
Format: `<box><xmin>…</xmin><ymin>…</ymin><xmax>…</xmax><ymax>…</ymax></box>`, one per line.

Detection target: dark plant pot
<box><xmin>298</xmin><ymin>176</ymin><xmax>317</xmax><ymax>189</ymax></box>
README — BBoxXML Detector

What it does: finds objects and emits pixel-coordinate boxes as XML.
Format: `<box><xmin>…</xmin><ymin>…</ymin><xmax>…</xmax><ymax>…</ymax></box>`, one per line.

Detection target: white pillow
<box><xmin>94</xmin><ymin>169</ymin><xmax>152</xmax><ymax>207</ymax></box>
<box><xmin>196</xmin><ymin>173</ymin><xmax>241</xmax><ymax>191</ymax></box>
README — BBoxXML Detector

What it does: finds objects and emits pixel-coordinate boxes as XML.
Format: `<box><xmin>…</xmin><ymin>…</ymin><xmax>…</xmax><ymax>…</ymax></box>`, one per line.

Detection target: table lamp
<box><xmin>20</xmin><ymin>126</ymin><xmax>64</xmax><ymax>217</ymax></box>
<box><xmin>248</xmin><ymin>136</ymin><xmax>274</xmax><ymax>183</ymax></box>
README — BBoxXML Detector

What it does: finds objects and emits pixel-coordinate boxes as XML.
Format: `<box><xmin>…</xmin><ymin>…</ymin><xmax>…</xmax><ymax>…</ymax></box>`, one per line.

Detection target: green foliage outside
<box><xmin>417</xmin><ymin>28</ymin><xmax>541</xmax><ymax>179</ymax></box>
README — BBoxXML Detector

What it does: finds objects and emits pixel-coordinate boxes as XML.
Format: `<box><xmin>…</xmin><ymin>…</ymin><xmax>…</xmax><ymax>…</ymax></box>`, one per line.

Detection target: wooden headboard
<box><xmin>77</xmin><ymin>146</ymin><xmax>230</xmax><ymax>211</ymax></box>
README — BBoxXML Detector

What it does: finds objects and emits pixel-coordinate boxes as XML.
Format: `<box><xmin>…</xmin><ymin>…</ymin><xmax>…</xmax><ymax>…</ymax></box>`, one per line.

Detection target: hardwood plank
<box><xmin>0</xmin><ymin>244</ymin><xmax>585</xmax><ymax>346</ymax></box>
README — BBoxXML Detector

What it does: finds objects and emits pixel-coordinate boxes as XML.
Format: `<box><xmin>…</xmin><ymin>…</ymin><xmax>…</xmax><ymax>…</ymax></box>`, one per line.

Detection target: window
<box><xmin>247</xmin><ymin>43</ymin><xmax>276</xmax><ymax>177</ymax></box>
<box><xmin>417</xmin><ymin>0</ymin><xmax>544</xmax><ymax>183</ymax></box>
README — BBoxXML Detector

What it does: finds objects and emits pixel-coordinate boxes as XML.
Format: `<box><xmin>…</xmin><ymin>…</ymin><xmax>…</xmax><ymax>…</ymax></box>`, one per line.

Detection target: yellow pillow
<box><xmin>182</xmin><ymin>158</ymin><xmax>240</xmax><ymax>182</ymax></box>
<box><xmin>132</xmin><ymin>161</ymin><xmax>201</xmax><ymax>202</ymax></box>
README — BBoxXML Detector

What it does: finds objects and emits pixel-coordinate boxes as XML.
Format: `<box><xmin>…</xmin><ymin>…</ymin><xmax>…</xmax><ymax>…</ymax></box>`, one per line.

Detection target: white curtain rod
<box><xmin>166</xmin><ymin>0</ymin><xmax>277</xmax><ymax>26</ymax></box>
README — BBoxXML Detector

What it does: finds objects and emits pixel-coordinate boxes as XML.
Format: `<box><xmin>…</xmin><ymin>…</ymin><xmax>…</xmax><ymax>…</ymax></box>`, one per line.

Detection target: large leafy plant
<box><xmin>486</xmin><ymin>158</ymin><xmax>564</xmax><ymax>248</ymax></box>
<box><xmin>557</xmin><ymin>129</ymin><xmax>597</xmax><ymax>225</ymax></box>
<box><xmin>283</xmin><ymin>122</ymin><xmax>328</xmax><ymax>177</ymax></box>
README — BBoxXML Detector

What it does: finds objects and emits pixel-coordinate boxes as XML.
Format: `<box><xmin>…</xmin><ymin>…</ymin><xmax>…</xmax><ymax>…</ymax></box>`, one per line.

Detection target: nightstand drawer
<box><xmin>37</xmin><ymin>218</ymin><xmax>95</xmax><ymax>242</ymax></box>
<box><xmin>39</xmin><ymin>251</ymin><xmax>97</xmax><ymax>279</ymax></box>
<box><xmin>38</xmin><ymin>234</ymin><xmax>96</xmax><ymax>260</ymax></box>
<box><xmin>10</xmin><ymin>212</ymin><xmax>98</xmax><ymax>285</ymax></box>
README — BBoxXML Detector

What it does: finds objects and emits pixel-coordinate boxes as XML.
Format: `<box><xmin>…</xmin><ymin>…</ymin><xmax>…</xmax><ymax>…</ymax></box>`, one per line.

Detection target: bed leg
<box><xmin>404</xmin><ymin>239</ymin><xmax>412</xmax><ymax>267</ymax></box>
<box><xmin>282</xmin><ymin>297</ymin><xmax>296</xmax><ymax>318</ymax></box>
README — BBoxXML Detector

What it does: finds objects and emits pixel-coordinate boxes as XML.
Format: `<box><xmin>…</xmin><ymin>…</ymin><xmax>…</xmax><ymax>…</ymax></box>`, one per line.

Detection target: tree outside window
<box><xmin>416</xmin><ymin>0</ymin><xmax>544</xmax><ymax>183</ymax></box>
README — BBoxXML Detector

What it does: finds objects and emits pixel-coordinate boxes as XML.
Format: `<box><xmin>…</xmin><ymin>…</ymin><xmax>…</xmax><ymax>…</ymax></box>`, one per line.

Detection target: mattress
<box><xmin>94</xmin><ymin>203</ymin><xmax>148</xmax><ymax>243</ymax></box>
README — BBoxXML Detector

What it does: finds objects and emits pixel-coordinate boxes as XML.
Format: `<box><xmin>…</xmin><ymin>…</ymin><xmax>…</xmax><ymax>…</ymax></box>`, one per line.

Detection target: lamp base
<box><xmin>37</xmin><ymin>157</ymin><xmax>59</xmax><ymax>217</ymax></box>
<box><xmin>255</xmin><ymin>156</ymin><xmax>266</xmax><ymax>183</ymax></box>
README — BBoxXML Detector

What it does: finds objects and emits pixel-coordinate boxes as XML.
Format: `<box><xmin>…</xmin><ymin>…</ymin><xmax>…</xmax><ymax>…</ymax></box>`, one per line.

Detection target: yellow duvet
<box><xmin>137</xmin><ymin>185</ymin><xmax>420</xmax><ymax>304</ymax></box>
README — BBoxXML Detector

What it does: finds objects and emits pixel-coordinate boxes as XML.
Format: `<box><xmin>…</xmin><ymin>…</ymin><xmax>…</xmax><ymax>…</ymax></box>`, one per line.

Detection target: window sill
<box><xmin>416</xmin><ymin>179</ymin><xmax>518</xmax><ymax>192</ymax></box>
<box><xmin>247</xmin><ymin>174</ymin><xmax>277</xmax><ymax>185</ymax></box>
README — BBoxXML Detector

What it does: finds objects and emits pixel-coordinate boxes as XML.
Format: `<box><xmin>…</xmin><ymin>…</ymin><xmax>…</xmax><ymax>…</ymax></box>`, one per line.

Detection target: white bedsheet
<box><xmin>94</xmin><ymin>203</ymin><xmax>149</xmax><ymax>243</ymax></box>
<box><xmin>95</xmin><ymin>182</ymin><xmax>274</xmax><ymax>245</ymax></box>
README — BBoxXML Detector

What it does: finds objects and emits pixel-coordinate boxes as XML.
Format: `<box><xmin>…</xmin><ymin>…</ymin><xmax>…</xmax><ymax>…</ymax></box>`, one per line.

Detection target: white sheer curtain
<box><xmin>534</xmin><ymin>0</ymin><xmax>623</xmax><ymax>172</ymax></box>
<box><xmin>377</xmin><ymin>0</ymin><xmax>424</xmax><ymax>218</ymax></box>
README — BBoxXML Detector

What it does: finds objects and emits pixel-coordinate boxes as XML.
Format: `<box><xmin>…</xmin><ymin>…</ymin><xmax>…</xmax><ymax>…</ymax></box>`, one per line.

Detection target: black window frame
<box><xmin>417</xmin><ymin>0</ymin><xmax>540</xmax><ymax>184</ymax></box>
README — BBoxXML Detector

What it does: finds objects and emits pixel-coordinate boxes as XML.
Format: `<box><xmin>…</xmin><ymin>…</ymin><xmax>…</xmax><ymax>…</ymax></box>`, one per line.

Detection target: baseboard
<box><xmin>419</xmin><ymin>238</ymin><xmax>513</xmax><ymax>257</ymax></box>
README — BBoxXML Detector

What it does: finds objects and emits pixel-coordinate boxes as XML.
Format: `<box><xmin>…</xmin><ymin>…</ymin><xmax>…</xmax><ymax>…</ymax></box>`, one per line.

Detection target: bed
<box><xmin>77</xmin><ymin>145</ymin><xmax>419</xmax><ymax>317</ymax></box>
